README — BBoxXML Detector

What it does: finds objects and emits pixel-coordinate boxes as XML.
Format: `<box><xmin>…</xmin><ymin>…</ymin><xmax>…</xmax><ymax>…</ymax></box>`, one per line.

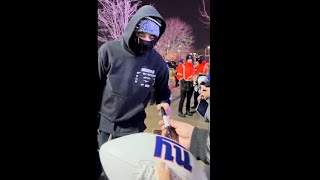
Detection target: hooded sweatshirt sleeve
<box><xmin>190</xmin><ymin>102</ymin><xmax>210</xmax><ymax>164</ymax></box>
<box><xmin>190</xmin><ymin>128</ymin><xmax>210</xmax><ymax>165</ymax></box>
<box><xmin>154</xmin><ymin>63</ymin><xmax>171</xmax><ymax>105</ymax></box>
<box><xmin>97</xmin><ymin>43</ymin><xmax>109</xmax><ymax>112</ymax></box>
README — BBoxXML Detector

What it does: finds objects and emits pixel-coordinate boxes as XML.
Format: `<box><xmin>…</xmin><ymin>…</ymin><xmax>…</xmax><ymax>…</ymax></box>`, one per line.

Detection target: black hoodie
<box><xmin>97</xmin><ymin>5</ymin><xmax>171</xmax><ymax>136</ymax></box>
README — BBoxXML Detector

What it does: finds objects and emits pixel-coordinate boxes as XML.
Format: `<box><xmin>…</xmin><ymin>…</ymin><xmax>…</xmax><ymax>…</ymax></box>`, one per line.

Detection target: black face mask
<box><xmin>136</xmin><ymin>38</ymin><xmax>156</xmax><ymax>54</ymax></box>
<box><xmin>129</xmin><ymin>35</ymin><xmax>157</xmax><ymax>55</ymax></box>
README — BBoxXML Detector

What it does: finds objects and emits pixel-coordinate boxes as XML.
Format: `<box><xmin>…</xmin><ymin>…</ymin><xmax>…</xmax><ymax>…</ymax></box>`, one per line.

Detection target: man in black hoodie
<box><xmin>97</xmin><ymin>5</ymin><xmax>172</xmax><ymax>179</ymax></box>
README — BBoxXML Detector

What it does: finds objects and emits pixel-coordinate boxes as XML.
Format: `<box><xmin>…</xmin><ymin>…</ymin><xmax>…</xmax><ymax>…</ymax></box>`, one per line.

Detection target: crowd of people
<box><xmin>96</xmin><ymin>5</ymin><xmax>211</xmax><ymax>180</ymax></box>
<box><xmin>174</xmin><ymin>54</ymin><xmax>210</xmax><ymax>118</ymax></box>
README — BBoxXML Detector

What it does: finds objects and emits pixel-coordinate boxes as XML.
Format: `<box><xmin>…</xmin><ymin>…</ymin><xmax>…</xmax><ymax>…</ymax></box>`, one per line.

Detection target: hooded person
<box><xmin>97</xmin><ymin>5</ymin><xmax>172</xmax><ymax>180</ymax></box>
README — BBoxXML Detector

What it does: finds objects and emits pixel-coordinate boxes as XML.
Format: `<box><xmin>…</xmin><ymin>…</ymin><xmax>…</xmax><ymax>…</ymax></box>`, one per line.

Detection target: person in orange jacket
<box><xmin>176</xmin><ymin>55</ymin><xmax>195</xmax><ymax>117</ymax></box>
<box><xmin>174</xmin><ymin>59</ymin><xmax>184</xmax><ymax>87</ymax></box>
<box><xmin>192</xmin><ymin>55</ymin><xmax>209</xmax><ymax>109</ymax></box>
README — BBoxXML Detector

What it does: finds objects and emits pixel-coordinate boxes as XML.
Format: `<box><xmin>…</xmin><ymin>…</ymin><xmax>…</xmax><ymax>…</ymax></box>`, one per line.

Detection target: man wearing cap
<box><xmin>97</xmin><ymin>5</ymin><xmax>171</xmax><ymax>179</ymax></box>
<box><xmin>176</xmin><ymin>55</ymin><xmax>195</xmax><ymax>118</ymax></box>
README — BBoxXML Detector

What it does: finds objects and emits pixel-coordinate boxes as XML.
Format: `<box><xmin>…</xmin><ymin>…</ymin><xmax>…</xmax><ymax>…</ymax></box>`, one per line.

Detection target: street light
<box><xmin>177</xmin><ymin>45</ymin><xmax>182</xmax><ymax>58</ymax></box>
<box><xmin>207</xmin><ymin>46</ymin><xmax>210</xmax><ymax>63</ymax></box>
<box><xmin>165</xmin><ymin>44</ymin><xmax>171</xmax><ymax>59</ymax></box>
<box><xmin>204</xmin><ymin>46</ymin><xmax>207</xmax><ymax>57</ymax></box>
<box><xmin>204</xmin><ymin>46</ymin><xmax>210</xmax><ymax>61</ymax></box>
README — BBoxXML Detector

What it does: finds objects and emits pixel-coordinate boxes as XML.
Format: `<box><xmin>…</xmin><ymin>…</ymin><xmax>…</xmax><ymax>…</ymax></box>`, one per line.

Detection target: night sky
<box><xmin>140</xmin><ymin>0</ymin><xmax>210</xmax><ymax>51</ymax></box>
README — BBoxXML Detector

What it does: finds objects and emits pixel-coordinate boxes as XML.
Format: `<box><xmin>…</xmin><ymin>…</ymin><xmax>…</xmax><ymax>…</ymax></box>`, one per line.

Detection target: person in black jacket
<box><xmin>97</xmin><ymin>5</ymin><xmax>172</xmax><ymax>180</ymax></box>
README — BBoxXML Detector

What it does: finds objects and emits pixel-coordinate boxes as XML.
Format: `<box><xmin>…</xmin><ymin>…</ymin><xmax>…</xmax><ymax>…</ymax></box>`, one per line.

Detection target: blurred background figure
<box><xmin>175</xmin><ymin>59</ymin><xmax>184</xmax><ymax>87</ymax></box>
<box><xmin>176</xmin><ymin>55</ymin><xmax>195</xmax><ymax>118</ymax></box>
<box><xmin>192</xmin><ymin>55</ymin><xmax>209</xmax><ymax>109</ymax></box>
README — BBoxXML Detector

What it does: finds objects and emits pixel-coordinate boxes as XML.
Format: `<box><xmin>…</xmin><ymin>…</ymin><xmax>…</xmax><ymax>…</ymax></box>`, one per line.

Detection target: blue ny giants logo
<box><xmin>153</xmin><ymin>136</ymin><xmax>193</xmax><ymax>172</ymax></box>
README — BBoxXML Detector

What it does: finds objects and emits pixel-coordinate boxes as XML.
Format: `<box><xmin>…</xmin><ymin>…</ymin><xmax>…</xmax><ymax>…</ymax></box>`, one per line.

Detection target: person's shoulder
<box><xmin>99</xmin><ymin>40</ymin><xmax>121</xmax><ymax>51</ymax></box>
<box><xmin>187</xmin><ymin>63</ymin><xmax>193</xmax><ymax>68</ymax></box>
<box><xmin>152</xmin><ymin>51</ymin><xmax>167</xmax><ymax>64</ymax></box>
<box><xmin>152</xmin><ymin>50</ymin><xmax>164</xmax><ymax>59</ymax></box>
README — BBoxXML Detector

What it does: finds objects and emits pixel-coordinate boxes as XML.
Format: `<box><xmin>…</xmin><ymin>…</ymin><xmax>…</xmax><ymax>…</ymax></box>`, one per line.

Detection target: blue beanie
<box><xmin>136</xmin><ymin>17</ymin><xmax>160</xmax><ymax>37</ymax></box>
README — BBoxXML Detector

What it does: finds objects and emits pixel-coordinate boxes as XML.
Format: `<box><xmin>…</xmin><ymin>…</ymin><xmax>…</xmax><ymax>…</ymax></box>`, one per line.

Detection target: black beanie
<box><xmin>186</xmin><ymin>54</ymin><xmax>193</xmax><ymax>61</ymax></box>
<box><xmin>199</xmin><ymin>55</ymin><xmax>206</xmax><ymax>64</ymax></box>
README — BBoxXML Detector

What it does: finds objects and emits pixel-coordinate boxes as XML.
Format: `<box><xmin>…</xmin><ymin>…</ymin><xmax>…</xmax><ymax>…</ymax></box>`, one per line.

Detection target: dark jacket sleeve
<box><xmin>190</xmin><ymin>127</ymin><xmax>210</xmax><ymax>164</ymax></box>
<box><xmin>96</xmin><ymin>44</ymin><xmax>109</xmax><ymax>114</ymax></box>
<box><xmin>154</xmin><ymin>64</ymin><xmax>171</xmax><ymax>105</ymax></box>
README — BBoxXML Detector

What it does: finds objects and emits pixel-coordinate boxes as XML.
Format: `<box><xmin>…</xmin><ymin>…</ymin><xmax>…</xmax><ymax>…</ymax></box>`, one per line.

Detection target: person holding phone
<box><xmin>191</xmin><ymin>56</ymin><xmax>209</xmax><ymax>109</ymax></box>
<box><xmin>198</xmin><ymin>85</ymin><xmax>210</xmax><ymax>102</ymax></box>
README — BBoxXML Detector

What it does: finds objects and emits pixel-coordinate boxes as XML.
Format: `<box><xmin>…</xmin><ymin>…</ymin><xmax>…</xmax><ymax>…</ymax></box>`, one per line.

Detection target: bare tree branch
<box><xmin>98</xmin><ymin>0</ymin><xmax>142</xmax><ymax>43</ymax></box>
<box><xmin>154</xmin><ymin>18</ymin><xmax>195</xmax><ymax>59</ymax></box>
<box><xmin>199</xmin><ymin>0</ymin><xmax>210</xmax><ymax>26</ymax></box>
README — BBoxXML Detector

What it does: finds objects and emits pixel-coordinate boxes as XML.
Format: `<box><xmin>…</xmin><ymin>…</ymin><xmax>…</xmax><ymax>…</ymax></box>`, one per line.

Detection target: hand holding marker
<box><xmin>160</xmin><ymin>107</ymin><xmax>172</xmax><ymax>138</ymax></box>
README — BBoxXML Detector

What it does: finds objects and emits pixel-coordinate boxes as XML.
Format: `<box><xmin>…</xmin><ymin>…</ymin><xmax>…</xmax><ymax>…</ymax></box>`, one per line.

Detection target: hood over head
<box><xmin>123</xmin><ymin>5</ymin><xmax>166</xmax><ymax>54</ymax></box>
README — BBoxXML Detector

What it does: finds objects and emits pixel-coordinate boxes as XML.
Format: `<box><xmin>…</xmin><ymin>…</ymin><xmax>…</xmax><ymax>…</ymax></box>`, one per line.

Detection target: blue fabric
<box><xmin>136</xmin><ymin>19</ymin><xmax>160</xmax><ymax>37</ymax></box>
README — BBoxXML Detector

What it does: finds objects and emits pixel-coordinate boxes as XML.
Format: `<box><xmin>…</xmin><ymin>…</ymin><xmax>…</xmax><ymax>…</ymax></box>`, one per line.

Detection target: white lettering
<box><xmin>141</xmin><ymin>68</ymin><xmax>155</xmax><ymax>74</ymax></box>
